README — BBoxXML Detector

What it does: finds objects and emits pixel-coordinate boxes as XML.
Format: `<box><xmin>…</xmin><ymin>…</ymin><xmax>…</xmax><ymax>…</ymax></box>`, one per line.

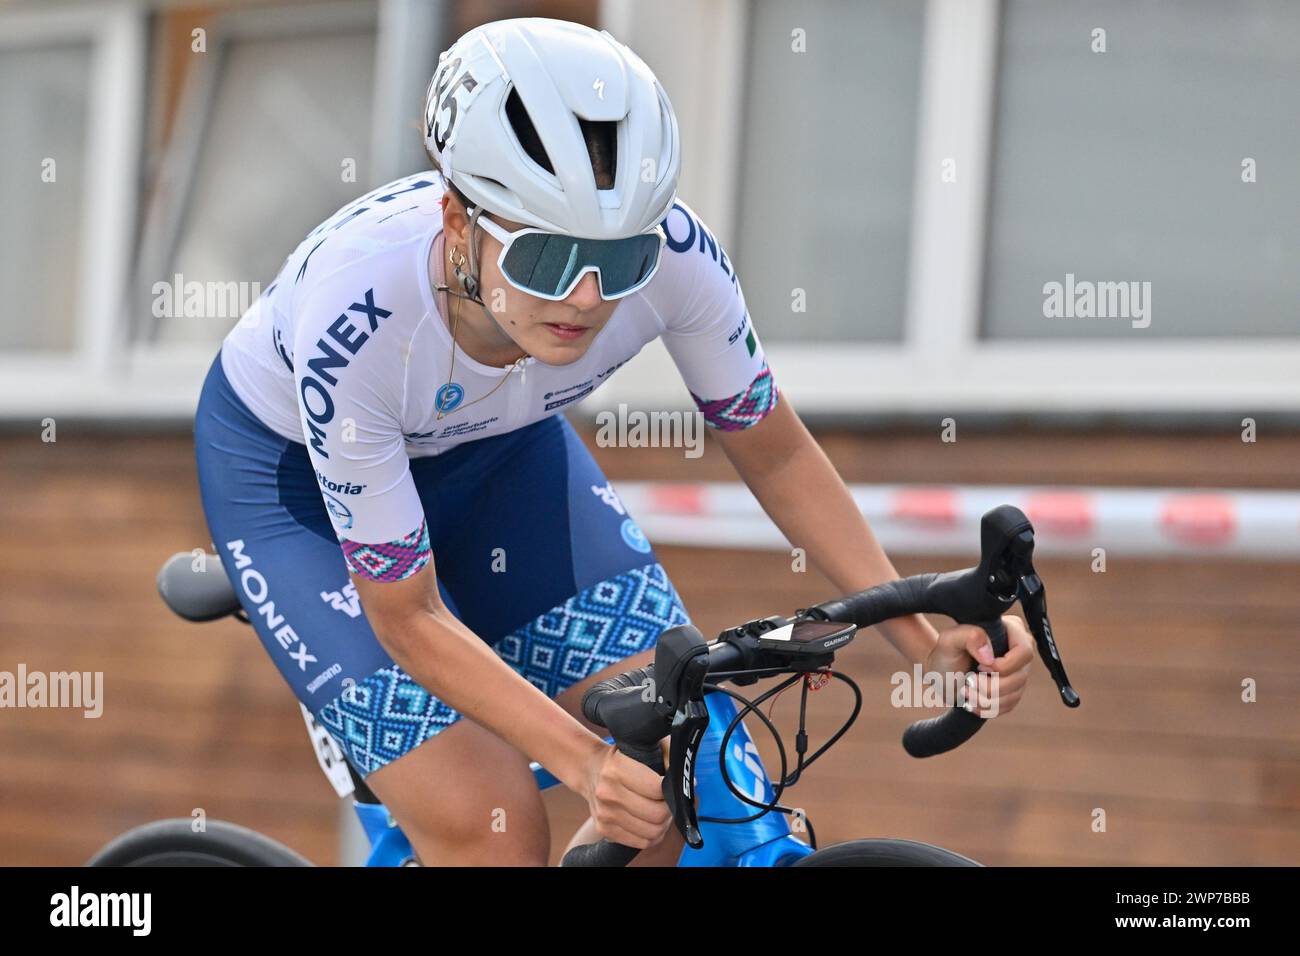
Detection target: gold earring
<box><xmin>450</xmin><ymin>246</ymin><xmax>468</xmax><ymax>269</ymax></box>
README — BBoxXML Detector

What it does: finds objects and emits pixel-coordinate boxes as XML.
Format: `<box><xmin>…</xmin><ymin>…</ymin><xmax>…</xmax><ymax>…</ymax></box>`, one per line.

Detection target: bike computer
<box><xmin>756</xmin><ymin>619</ymin><xmax>857</xmax><ymax>655</ymax></box>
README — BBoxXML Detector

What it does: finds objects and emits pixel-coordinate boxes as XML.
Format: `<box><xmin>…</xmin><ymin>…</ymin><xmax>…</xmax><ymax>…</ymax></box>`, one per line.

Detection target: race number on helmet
<box><xmin>423</xmin><ymin>17</ymin><xmax>681</xmax><ymax>240</ymax></box>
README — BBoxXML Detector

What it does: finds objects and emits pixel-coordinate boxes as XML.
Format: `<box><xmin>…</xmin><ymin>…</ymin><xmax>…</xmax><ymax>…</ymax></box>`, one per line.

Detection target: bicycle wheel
<box><xmin>791</xmin><ymin>838</ymin><xmax>982</xmax><ymax>867</ymax></box>
<box><xmin>86</xmin><ymin>819</ymin><xmax>314</xmax><ymax>867</ymax></box>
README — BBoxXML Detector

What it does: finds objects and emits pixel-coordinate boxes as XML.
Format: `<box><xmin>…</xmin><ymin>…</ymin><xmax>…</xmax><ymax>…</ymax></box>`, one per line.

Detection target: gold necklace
<box><xmin>435</xmin><ymin>245</ymin><xmax>528</xmax><ymax>421</ymax></box>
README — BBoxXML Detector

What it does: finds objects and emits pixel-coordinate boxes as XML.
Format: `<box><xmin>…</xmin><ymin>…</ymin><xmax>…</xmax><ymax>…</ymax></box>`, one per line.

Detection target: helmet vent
<box><xmin>505</xmin><ymin>87</ymin><xmax>616</xmax><ymax>189</ymax></box>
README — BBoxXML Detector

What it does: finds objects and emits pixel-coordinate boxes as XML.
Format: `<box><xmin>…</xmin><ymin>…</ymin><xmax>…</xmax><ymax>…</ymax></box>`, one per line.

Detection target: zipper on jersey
<box><xmin>507</xmin><ymin>355</ymin><xmax>533</xmax><ymax>424</ymax></box>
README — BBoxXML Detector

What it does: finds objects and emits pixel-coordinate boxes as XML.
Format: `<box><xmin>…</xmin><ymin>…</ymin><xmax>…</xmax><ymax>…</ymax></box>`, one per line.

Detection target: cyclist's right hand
<box><xmin>580</xmin><ymin>741</ymin><xmax>673</xmax><ymax>849</ymax></box>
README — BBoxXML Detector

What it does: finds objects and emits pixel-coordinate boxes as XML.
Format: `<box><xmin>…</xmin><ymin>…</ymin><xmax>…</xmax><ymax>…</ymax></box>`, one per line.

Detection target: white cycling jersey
<box><xmin>221</xmin><ymin>171</ymin><xmax>777</xmax><ymax>561</ymax></box>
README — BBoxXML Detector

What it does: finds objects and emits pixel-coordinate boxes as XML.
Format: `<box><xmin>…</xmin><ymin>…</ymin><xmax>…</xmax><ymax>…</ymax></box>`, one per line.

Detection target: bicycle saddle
<box><xmin>156</xmin><ymin>552</ymin><xmax>242</xmax><ymax>622</ymax></box>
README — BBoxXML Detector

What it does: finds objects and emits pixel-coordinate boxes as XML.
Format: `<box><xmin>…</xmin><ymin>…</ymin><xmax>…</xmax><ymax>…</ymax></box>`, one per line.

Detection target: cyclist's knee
<box><xmin>364</xmin><ymin>721</ymin><xmax>549</xmax><ymax>865</ymax></box>
<box><xmin>401</xmin><ymin>790</ymin><xmax>548</xmax><ymax>865</ymax></box>
<box><xmin>409</xmin><ymin>821</ymin><xmax>547</xmax><ymax>866</ymax></box>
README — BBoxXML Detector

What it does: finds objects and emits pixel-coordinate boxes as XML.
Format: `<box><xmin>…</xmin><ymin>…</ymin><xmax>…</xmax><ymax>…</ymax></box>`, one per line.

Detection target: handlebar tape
<box><xmin>813</xmin><ymin>570</ymin><xmax>1015</xmax><ymax>757</ymax></box>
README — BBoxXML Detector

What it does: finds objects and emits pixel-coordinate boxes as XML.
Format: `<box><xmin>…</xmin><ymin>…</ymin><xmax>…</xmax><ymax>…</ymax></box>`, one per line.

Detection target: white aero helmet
<box><xmin>423</xmin><ymin>17</ymin><xmax>681</xmax><ymax>239</ymax></box>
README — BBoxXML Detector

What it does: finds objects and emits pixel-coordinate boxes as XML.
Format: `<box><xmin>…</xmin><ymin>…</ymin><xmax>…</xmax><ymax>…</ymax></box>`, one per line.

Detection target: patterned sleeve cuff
<box><xmin>340</xmin><ymin>521</ymin><xmax>431</xmax><ymax>582</ymax></box>
<box><xmin>689</xmin><ymin>361</ymin><xmax>779</xmax><ymax>431</ymax></box>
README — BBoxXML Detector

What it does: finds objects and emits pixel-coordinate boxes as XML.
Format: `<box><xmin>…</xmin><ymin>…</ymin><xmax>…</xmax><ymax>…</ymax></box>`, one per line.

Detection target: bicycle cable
<box><xmin>695</xmin><ymin>667</ymin><xmax>862</xmax><ymax>830</ymax></box>
<box><xmin>716</xmin><ymin>668</ymin><xmax>861</xmax><ymax>793</ymax></box>
<box><xmin>696</xmin><ymin>675</ymin><xmax>793</xmax><ymax>826</ymax></box>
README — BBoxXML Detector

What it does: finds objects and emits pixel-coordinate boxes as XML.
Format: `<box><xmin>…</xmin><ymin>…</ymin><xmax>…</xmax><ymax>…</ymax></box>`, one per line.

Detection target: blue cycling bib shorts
<box><xmin>194</xmin><ymin>354</ymin><xmax>689</xmax><ymax>777</ymax></box>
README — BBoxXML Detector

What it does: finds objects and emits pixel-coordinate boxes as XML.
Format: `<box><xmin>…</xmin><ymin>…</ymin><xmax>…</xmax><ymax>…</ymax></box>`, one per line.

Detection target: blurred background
<box><xmin>1</xmin><ymin>0</ymin><xmax>1297</xmax><ymax>866</ymax></box>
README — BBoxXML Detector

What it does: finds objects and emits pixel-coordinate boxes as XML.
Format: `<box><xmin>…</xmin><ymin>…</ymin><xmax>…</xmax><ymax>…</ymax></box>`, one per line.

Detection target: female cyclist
<box><xmin>193</xmin><ymin>16</ymin><xmax>1036</xmax><ymax>866</ymax></box>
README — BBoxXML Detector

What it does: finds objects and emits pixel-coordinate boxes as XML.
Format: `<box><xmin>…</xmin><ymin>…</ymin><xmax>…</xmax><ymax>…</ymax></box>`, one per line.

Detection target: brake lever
<box><xmin>993</xmin><ymin>518</ymin><xmax>1080</xmax><ymax>710</ymax></box>
<box><xmin>1017</xmin><ymin>570</ymin><xmax>1080</xmax><ymax>708</ymax></box>
<box><xmin>642</xmin><ymin>626</ymin><xmax>714</xmax><ymax>848</ymax></box>
<box><xmin>666</xmin><ymin>694</ymin><xmax>709</xmax><ymax>849</ymax></box>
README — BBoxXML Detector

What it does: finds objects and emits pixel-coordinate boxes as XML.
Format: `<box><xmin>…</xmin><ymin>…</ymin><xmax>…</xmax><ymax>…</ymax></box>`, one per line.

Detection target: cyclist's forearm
<box><xmin>754</xmin><ymin>451</ymin><xmax>938</xmax><ymax>662</ymax></box>
<box><xmin>371</xmin><ymin>605</ymin><xmax>602</xmax><ymax>791</ymax></box>
<box><xmin>717</xmin><ymin>403</ymin><xmax>939</xmax><ymax>663</ymax></box>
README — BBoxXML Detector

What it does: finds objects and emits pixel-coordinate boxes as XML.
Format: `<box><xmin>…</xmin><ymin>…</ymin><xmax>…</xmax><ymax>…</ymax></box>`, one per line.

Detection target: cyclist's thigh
<box><xmin>364</xmin><ymin>718</ymin><xmax>548</xmax><ymax>865</ymax></box>
<box><xmin>416</xmin><ymin>416</ymin><xmax>692</xmax><ymax>863</ymax></box>
<box><xmin>195</xmin><ymin>355</ymin><xmax>545</xmax><ymax>862</ymax></box>
<box><xmin>195</xmin><ymin>355</ymin><xmax>396</xmax><ymax>721</ymax></box>
<box><xmin>421</xmin><ymin>414</ymin><xmax>691</xmax><ymax>706</ymax></box>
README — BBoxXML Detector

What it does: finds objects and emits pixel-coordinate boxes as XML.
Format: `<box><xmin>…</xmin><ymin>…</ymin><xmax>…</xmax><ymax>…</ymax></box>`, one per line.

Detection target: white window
<box><xmin>735</xmin><ymin>0</ymin><xmax>925</xmax><ymax>344</ymax></box>
<box><xmin>595</xmin><ymin>0</ymin><xmax>1300</xmax><ymax>417</ymax></box>
<box><xmin>136</xmin><ymin>11</ymin><xmax>379</xmax><ymax>351</ymax></box>
<box><xmin>0</xmin><ymin>41</ymin><xmax>94</xmax><ymax>352</ymax></box>
<box><xmin>984</xmin><ymin>0</ymin><xmax>1300</xmax><ymax>341</ymax></box>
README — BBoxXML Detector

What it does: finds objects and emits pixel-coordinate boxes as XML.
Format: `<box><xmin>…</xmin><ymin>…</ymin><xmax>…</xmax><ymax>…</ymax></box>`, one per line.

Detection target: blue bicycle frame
<box><xmin>352</xmin><ymin>690</ymin><xmax>812</xmax><ymax>867</ymax></box>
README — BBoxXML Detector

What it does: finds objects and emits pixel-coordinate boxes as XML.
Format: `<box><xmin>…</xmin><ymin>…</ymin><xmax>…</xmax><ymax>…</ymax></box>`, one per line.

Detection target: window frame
<box><xmin>0</xmin><ymin>1</ymin><xmax>146</xmax><ymax>417</ymax></box>
<box><xmin>0</xmin><ymin>0</ymin><xmax>445</xmax><ymax>420</ymax></box>
<box><xmin>128</xmin><ymin>0</ymin><xmax>383</xmax><ymax>407</ymax></box>
<box><xmin>589</xmin><ymin>0</ymin><xmax>1300</xmax><ymax>420</ymax></box>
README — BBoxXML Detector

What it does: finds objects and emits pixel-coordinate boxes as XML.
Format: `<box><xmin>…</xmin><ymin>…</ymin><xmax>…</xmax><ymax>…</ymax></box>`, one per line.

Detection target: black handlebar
<box><xmin>560</xmin><ymin>505</ymin><xmax>1079</xmax><ymax>866</ymax></box>
<box><xmin>813</xmin><ymin>570</ymin><xmax>1010</xmax><ymax>757</ymax></box>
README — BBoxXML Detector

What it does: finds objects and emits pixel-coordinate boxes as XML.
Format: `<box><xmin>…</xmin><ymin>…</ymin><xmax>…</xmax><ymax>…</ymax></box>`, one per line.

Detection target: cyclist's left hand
<box><xmin>924</xmin><ymin>615</ymin><xmax>1034</xmax><ymax>718</ymax></box>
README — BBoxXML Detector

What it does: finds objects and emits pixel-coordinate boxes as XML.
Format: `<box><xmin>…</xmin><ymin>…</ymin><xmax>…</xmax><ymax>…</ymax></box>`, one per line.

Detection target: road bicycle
<box><xmin>87</xmin><ymin>504</ymin><xmax>1077</xmax><ymax>867</ymax></box>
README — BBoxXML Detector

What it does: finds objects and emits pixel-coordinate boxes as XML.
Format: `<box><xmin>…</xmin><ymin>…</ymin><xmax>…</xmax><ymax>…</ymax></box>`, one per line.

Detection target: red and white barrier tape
<box><xmin>613</xmin><ymin>483</ymin><xmax>1300</xmax><ymax>559</ymax></box>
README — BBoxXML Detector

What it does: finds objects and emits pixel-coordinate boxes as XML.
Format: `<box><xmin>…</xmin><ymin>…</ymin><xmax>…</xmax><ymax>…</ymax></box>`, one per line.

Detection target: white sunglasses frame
<box><xmin>470</xmin><ymin>209</ymin><xmax>668</xmax><ymax>302</ymax></box>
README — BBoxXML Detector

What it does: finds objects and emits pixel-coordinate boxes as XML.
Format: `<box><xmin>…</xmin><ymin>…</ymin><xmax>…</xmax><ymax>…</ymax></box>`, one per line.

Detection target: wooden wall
<box><xmin>1</xmin><ymin>423</ymin><xmax>1296</xmax><ymax>866</ymax></box>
